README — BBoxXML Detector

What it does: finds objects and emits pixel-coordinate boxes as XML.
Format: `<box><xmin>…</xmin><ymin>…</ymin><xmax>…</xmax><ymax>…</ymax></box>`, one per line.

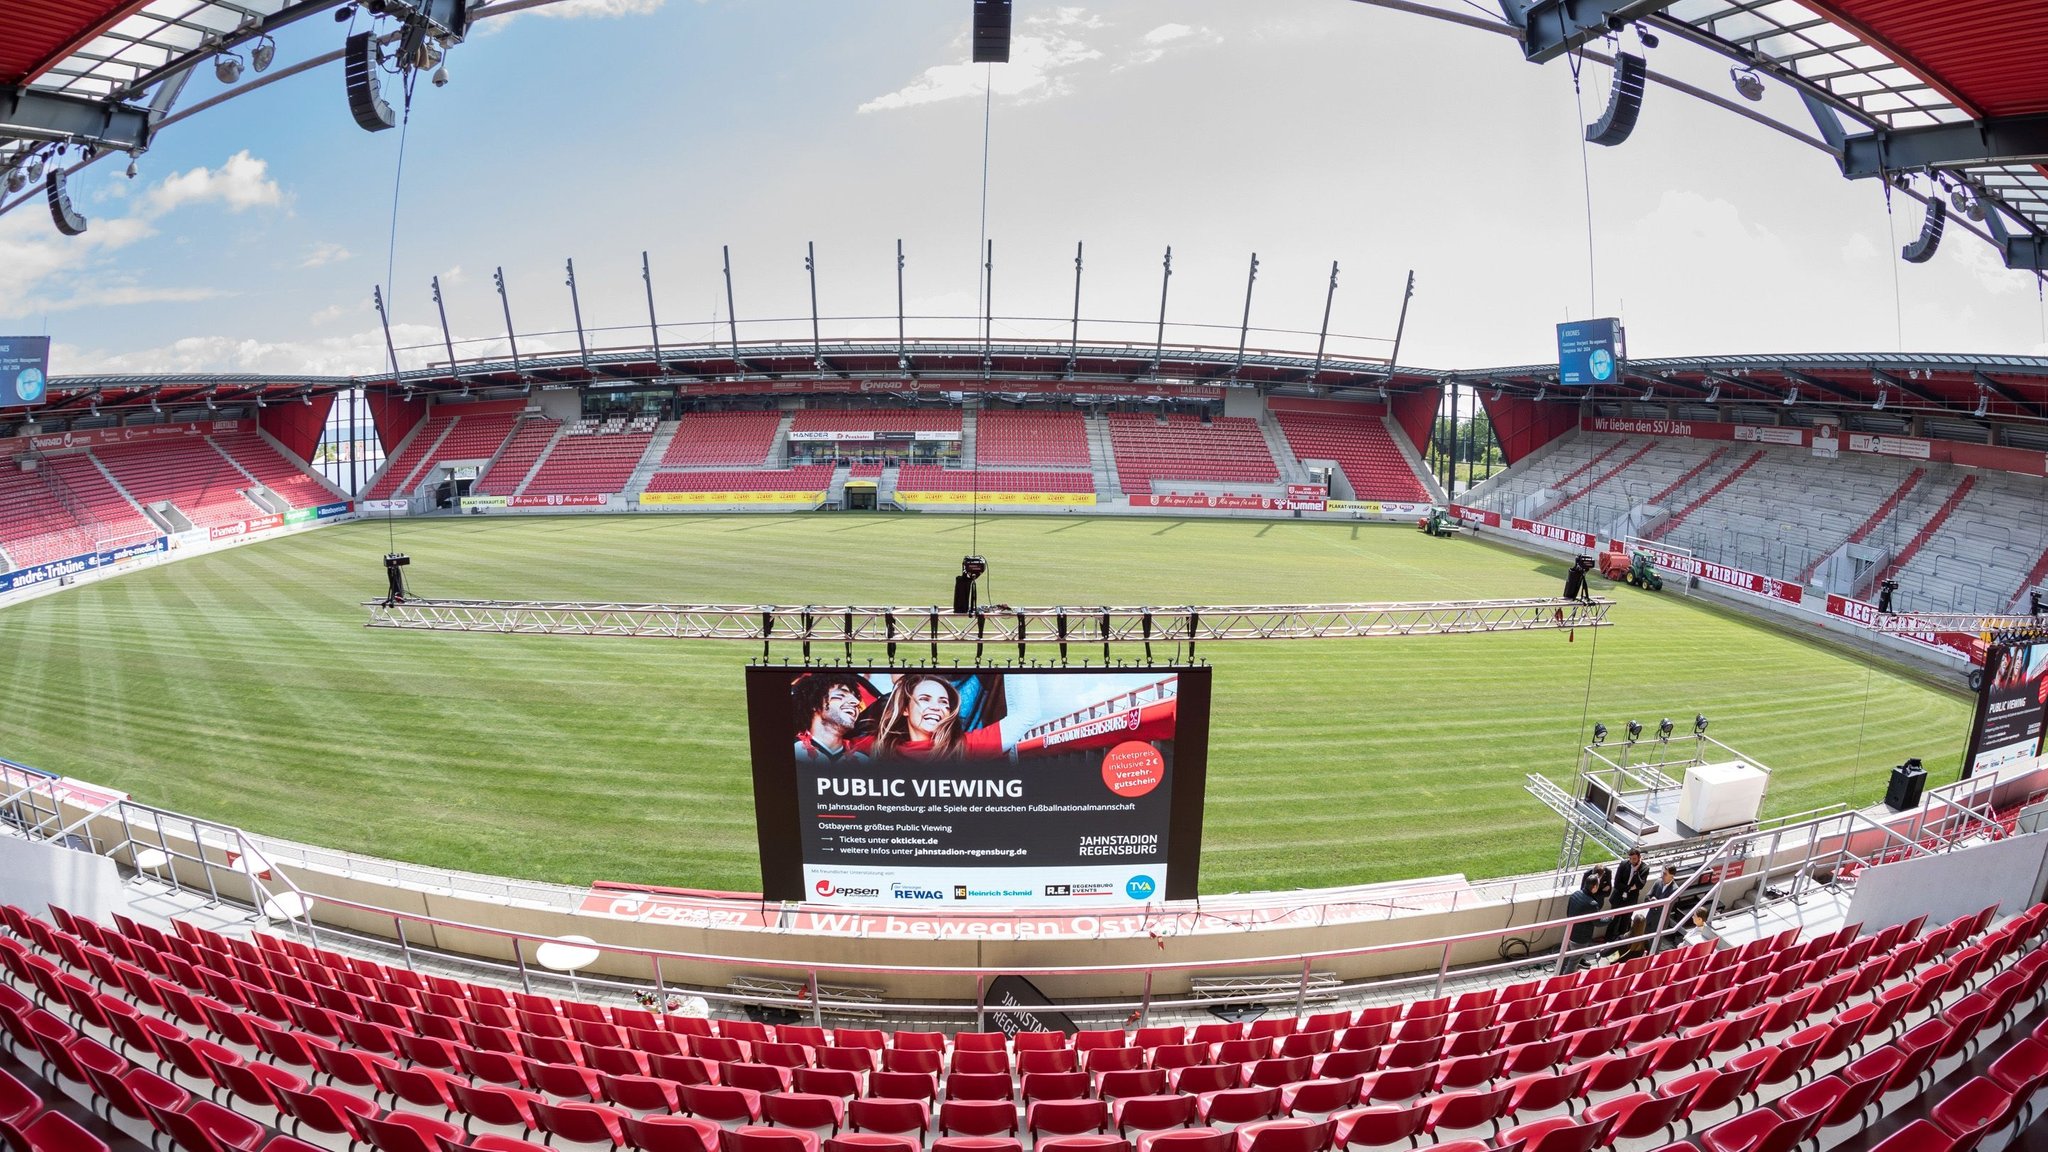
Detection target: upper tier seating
<box><xmin>662</xmin><ymin>413</ymin><xmax>783</xmax><ymax>468</ymax></box>
<box><xmin>522</xmin><ymin>426</ymin><xmax>655</xmax><ymax>497</ymax></box>
<box><xmin>1108</xmin><ymin>414</ymin><xmax>1278</xmax><ymax>495</ymax></box>
<box><xmin>473</xmin><ymin>419</ymin><xmax>561</xmax><ymax>497</ymax></box>
<box><xmin>206</xmin><ymin>433</ymin><xmax>336</xmax><ymax>510</ymax></box>
<box><xmin>643</xmin><ymin>466</ymin><xmax>834</xmax><ymax>495</ymax></box>
<box><xmin>0</xmin><ymin>463</ymin><xmax>102</xmax><ymax>567</ymax></box>
<box><xmin>975</xmin><ymin>411</ymin><xmax>1091</xmax><ymax>468</ymax></box>
<box><xmin>93</xmin><ymin>439</ymin><xmax>263</xmax><ymax>529</ymax></box>
<box><xmin>849</xmin><ymin>463</ymin><xmax>885</xmax><ymax>479</ymax></box>
<box><xmin>367</xmin><ymin>409</ymin><xmax>520</xmax><ymax>499</ymax></box>
<box><xmin>896</xmin><ymin>466</ymin><xmax>1093</xmax><ymax>493</ymax></box>
<box><xmin>3</xmin><ymin>894</ymin><xmax>2042</xmax><ymax>1152</ymax></box>
<box><xmin>1273</xmin><ymin>411</ymin><xmax>1428</xmax><ymax>502</ymax></box>
<box><xmin>791</xmin><ymin>410</ymin><xmax>962</xmax><ymax>434</ymax></box>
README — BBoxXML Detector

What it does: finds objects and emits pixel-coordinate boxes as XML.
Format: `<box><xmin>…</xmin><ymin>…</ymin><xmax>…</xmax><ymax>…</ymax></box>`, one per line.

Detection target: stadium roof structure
<box><xmin>1486</xmin><ymin>0</ymin><xmax>2048</xmax><ymax>271</ymax></box>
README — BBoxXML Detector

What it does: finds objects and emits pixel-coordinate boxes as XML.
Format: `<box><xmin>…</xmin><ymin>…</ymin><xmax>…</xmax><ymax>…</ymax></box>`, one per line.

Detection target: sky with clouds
<box><xmin>3</xmin><ymin>0</ymin><xmax>2045</xmax><ymax>381</ymax></box>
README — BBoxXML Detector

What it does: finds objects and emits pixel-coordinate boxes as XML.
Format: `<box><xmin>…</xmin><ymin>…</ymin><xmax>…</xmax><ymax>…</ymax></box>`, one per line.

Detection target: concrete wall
<box><xmin>1848</xmin><ymin>831</ymin><xmax>2048</xmax><ymax>932</ymax></box>
<box><xmin>0</xmin><ymin>835</ymin><xmax>132</xmax><ymax>926</ymax></box>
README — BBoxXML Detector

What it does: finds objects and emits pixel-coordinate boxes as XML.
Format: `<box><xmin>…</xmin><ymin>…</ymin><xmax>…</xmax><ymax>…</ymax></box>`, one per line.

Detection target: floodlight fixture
<box><xmin>1378</xmin><ymin>385</ymin><xmax>1389</xmax><ymax>401</ymax></box>
<box><xmin>3</xmin><ymin>170</ymin><xmax>22</xmax><ymax>194</ymax></box>
<box><xmin>1642</xmin><ymin>384</ymin><xmax>1655</xmax><ymax>400</ymax></box>
<box><xmin>1635</xmin><ymin>24</ymin><xmax>1659</xmax><ymax>48</ymax></box>
<box><xmin>150</xmin><ymin>397</ymin><xmax>161</xmax><ymax>414</ymax></box>
<box><xmin>1731</xmin><ymin>66</ymin><xmax>1765</xmax><ymax>102</ymax></box>
<box><xmin>1974</xmin><ymin>390</ymin><xmax>1988</xmax><ymax>418</ymax></box>
<box><xmin>1694</xmin><ymin>714</ymin><xmax>1708</xmax><ymax>735</ymax></box>
<box><xmin>1592</xmin><ymin>723</ymin><xmax>1608</xmax><ymax>745</ymax></box>
<box><xmin>1873</xmin><ymin>388</ymin><xmax>1887</xmax><ymax>411</ymax></box>
<box><xmin>1657</xmin><ymin>717</ymin><xmax>1674</xmax><ymax>741</ymax></box>
<box><xmin>214</xmin><ymin>53</ymin><xmax>243</xmax><ymax>84</ymax></box>
<box><xmin>433</xmin><ymin>63</ymin><xmax>449</xmax><ymax>87</ymax></box>
<box><xmin>25</xmin><ymin>158</ymin><xmax>42</xmax><ymax>182</ymax></box>
<box><xmin>301</xmin><ymin>392</ymin><xmax>312</xmax><ymax>406</ymax></box>
<box><xmin>125</xmin><ymin>157</ymin><xmax>138</xmax><ymax>179</ymax></box>
<box><xmin>1626</xmin><ymin>720</ymin><xmax>1643</xmax><ymax>743</ymax></box>
<box><xmin>1534</xmin><ymin>385</ymin><xmax>1546</xmax><ymax>402</ymax></box>
<box><xmin>1704</xmin><ymin>383</ymin><xmax>1720</xmax><ymax>404</ymax></box>
<box><xmin>251</xmin><ymin>35</ymin><xmax>276</xmax><ymax>73</ymax></box>
<box><xmin>1492</xmin><ymin>386</ymin><xmax>1504</xmax><ymax>401</ymax></box>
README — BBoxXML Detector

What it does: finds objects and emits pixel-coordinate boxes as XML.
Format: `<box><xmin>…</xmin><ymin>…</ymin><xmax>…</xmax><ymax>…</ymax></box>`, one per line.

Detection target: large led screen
<box><xmin>747</xmin><ymin>666</ymin><xmax>1211</xmax><ymax>906</ymax></box>
<box><xmin>1963</xmin><ymin>641</ymin><xmax>2048</xmax><ymax>779</ymax></box>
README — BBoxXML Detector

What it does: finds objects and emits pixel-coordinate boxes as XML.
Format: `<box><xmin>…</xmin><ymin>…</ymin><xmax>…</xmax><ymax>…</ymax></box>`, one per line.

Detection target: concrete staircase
<box><xmin>878</xmin><ymin>463</ymin><xmax>899</xmax><ymax>506</ymax></box>
<box><xmin>1385</xmin><ymin>414</ymin><xmax>1446</xmax><ymax>504</ymax></box>
<box><xmin>826</xmin><ymin>464</ymin><xmax>851</xmax><ymax>507</ymax></box>
<box><xmin>255</xmin><ymin>427</ymin><xmax>351</xmax><ymax>502</ymax></box>
<box><xmin>84</xmin><ymin>453</ymin><xmax>159</xmax><ymax>530</ymax></box>
<box><xmin>1257</xmin><ymin>415</ymin><xmax>1310</xmax><ymax>485</ymax></box>
<box><xmin>961</xmin><ymin>408</ymin><xmax>978</xmax><ymax>466</ymax></box>
<box><xmin>1085</xmin><ymin>414</ymin><xmax>1121</xmax><ymax>502</ymax></box>
<box><xmin>767</xmin><ymin>412</ymin><xmax>796</xmax><ymax>467</ymax></box>
<box><xmin>623</xmin><ymin>421</ymin><xmax>681</xmax><ymax>499</ymax></box>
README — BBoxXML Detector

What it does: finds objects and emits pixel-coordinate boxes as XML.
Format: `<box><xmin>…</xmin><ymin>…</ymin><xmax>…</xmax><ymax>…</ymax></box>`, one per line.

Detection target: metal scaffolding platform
<box><xmin>363</xmin><ymin>596</ymin><xmax>1613</xmax><ymax>646</ymax></box>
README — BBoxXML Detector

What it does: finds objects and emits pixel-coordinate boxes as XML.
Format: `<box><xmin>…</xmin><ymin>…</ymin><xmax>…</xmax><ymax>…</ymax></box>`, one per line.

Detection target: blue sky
<box><xmin>4</xmin><ymin>0</ymin><xmax>2045</xmax><ymax>378</ymax></box>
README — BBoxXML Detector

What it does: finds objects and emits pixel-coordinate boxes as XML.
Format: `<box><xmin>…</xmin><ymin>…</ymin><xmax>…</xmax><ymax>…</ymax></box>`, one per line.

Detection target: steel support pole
<box><xmin>1235</xmin><ymin>252</ymin><xmax>1259</xmax><ymax>372</ymax></box>
<box><xmin>806</xmin><ymin>241</ymin><xmax>823</xmax><ymax>366</ymax></box>
<box><xmin>431</xmin><ymin>275</ymin><xmax>459</xmax><ymax>379</ymax></box>
<box><xmin>1309</xmin><ymin>261</ymin><xmax>1338</xmax><ymax>383</ymax></box>
<box><xmin>1068</xmin><ymin>241</ymin><xmax>1084</xmax><ymax>375</ymax></box>
<box><xmin>373</xmin><ymin>285</ymin><xmax>402</xmax><ymax>395</ymax></box>
<box><xmin>982</xmin><ymin>239</ymin><xmax>994</xmax><ymax>383</ymax></box>
<box><xmin>1153</xmin><ymin>246</ymin><xmax>1173</xmax><ymax>371</ymax></box>
<box><xmin>565</xmin><ymin>258</ymin><xmax>591</xmax><ymax>379</ymax></box>
<box><xmin>642</xmin><ymin>250</ymin><xmax>663</xmax><ymax>371</ymax></box>
<box><xmin>723</xmin><ymin>245</ymin><xmax>740</xmax><ymax>361</ymax></box>
<box><xmin>895</xmin><ymin>239</ymin><xmax>907</xmax><ymax>371</ymax></box>
<box><xmin>493</xmin><ymin>266</ymin><xmax>523</xmax><ymax>378</ymax></box>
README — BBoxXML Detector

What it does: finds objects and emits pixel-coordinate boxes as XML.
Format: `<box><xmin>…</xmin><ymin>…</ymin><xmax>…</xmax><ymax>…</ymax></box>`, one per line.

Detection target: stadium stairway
<box><xmin>1258</xmin><ymin>417</ymin><xmax>1312</xmax><ymax>486</ymax></box>
<box><xmin>1537</xmin><ymin>442</ymin><xmax>1657</xmax><ymax>522</ymax></box>
<box><xmin>1086</xmin><ymin>415</ymin><xmax>1122</xmax><ymax>503</ymax></box>
<box><xmin>81</xmin><ymin>455</ymin><xmax>161</xmax><ymax>533</ymax></box>
<box><xmin>508</xmin><ymin>427</ymin><xmax>571</xmax><ymax>500</ymax></box>
<box><xmin>620</xmin><ymin>425</ymin><xmax>681</xmax><ymax>501</ymax></box>
<box><xmin>961</xmin><ymin>408</ymin><xmax>977</xmax><ymax>466</ymax></box>
<box><xmin>1870</xmin><ymin>476</ymin><xmax>1977</xmax><ymax>598</ymax></box>
<box><xmin>365</xmin><ymin>416</ymin><xmax>456</xmax><ymax>501</ymax></box>
<box><xmin>1645</xmin><ymin>450</ymin><xmax>1765</xmax><ymax>542</ymax></box>
<box><xmin>1797</xmin><ymin>470</ymin><xmax>1927</xmax><ymax>584</ymax></box>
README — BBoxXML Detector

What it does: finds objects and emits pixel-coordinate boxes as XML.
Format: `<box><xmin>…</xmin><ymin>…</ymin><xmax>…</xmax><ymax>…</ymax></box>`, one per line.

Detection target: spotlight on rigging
<box><xmin>1974</xmin><ymin>390</ymin><xmax>1989</xmax><ymax>419</ymax></box>
<box><xmin>3</xmin><ymin>169</ymin><xmax>22</xmax><ymax>195</ymax></box>
<box><xmin>952</xmin><ymin>554</ymin><xmax>988</xmax><ymax>614</ymax></box>
<box><xmin>1901</xmin><ymin>197</ymin><xmax>1946</xmax><ymax>263</ymax></box>
<box><xmin>125</xmin><ymin>156</ymin><xmax>138</xmax><ymax>179</ymax></box>
<box><xmin>26</xmin><ymin>158</ymin><xmax>42</xmax><ymax>182</ymax></box>
<box><xmin>1634</xmin><ymin>24</ymin><xmax>1659</xmax><ymax>48</ymax></box>
<box><xmin>344</xmin><ymin>31</ymin><xmax>398</xmax><ymax>132</ymax></box>
<box><xmin>251</xmin><ymin>35</ymin><xmax>276</xmax><ymax>72</ymax></box>
<box><xmin>382</xmin><ymin>552</ymin><xmax>411</xmax><ymax>606</ymax></box>
<box><xmin>1562</xmin><ymin>554</ymin><xmax>1595</xmax><ymax>602</ymax></box>
<box><xmin>1695</xmin><ymin>713</ymin><xmax>1709</xmax><ymax>735</ymax></box>
<box><xmin>1658</xmin><ymin>717</ymin><xmax>1674</xmax><ymax>741</ymax></box>
<box><xmin>1705</xmin><ymin>383</ymin><xmax>1720</xmax><ymax>404</ymax></box>
<box><xmin>1730</xmin><ymin>66</ymin><xmax>1765</xmax><ymax>102</ymax></box>
<box><xmin>1783</xmin><ymin>386</ymin><xmax>1798</xmax><ymax>406</ymax></box>
<box><xmin>1585</xmin><ymin>52</ymin><xmax>1648</xmax><ymax>146</ymax></box>
<box><xmin>1873</xmin><ymin>388</ymin><xmax>1887</xmax><ymax>411</ymax></box>
<box><xmin>1534</xmin><ymin>385</ymin><xmax>1546</xmax><ymax>402</ymax></box>
<box><xmin>1626</xmin><ymin>720</ymin><xmax>1643</xmax><ymax>743</ymax></box>
<box><xmin>214</xmin><ymin>52</ymin><xmax>243</xmax><ymax>84</ymax></box>
<box><xmin>1592</xmin><ymin>723</ymin><xmax>1608</xmax><ymax>745</ymax></box>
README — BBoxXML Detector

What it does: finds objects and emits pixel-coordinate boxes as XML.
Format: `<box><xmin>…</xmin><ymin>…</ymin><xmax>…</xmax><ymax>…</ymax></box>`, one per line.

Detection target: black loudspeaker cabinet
<box><xmin>1885</xmin><ymin>762</ymin><xmax>1927</xmax><ymax>812</ymax></box>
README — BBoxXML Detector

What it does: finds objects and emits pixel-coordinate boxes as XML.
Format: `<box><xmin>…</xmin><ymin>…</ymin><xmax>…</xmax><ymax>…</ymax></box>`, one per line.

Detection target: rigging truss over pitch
<box><xmin>363</xmin><ymin>596</ymin><xmax>1614</xmax><ymax>645</ymax></box>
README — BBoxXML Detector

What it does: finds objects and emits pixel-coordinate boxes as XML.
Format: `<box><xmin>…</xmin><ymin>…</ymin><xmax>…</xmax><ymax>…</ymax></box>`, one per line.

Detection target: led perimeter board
<box><xmin>1962</xmin><ymin>640</ymin><xmax>2048</xmax><ymax>779</ymax></box>
<box><xmin>747</xmin><ymin>666</ymin><xmax>1211</xmax><ymax>907</ymax></box>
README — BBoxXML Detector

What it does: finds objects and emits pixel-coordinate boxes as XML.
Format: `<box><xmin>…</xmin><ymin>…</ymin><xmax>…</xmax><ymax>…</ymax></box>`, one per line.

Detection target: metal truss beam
<box><xmin>1864</xmin><ymin>612</ymin><xmax>2042</xmax><ymax>635</ymax></box>
<box><xmin>1499</xmin><ymin>0</ymin><xmax>1674</xmax><ymax>63</ymax></box>
<box><xmin>365</xmin><ymin>597</ymin><xmax>1614</xmax><ymax>645</ymax></box>
<box><xmin>1839</xmin><ymin>114</ymin><xmax>2048</xmax><ymax>181</ymax></box>
<box><xmin>1</xmin><ymin>86</ymin><xmax>150</xmax><ymax>150</ymax></box>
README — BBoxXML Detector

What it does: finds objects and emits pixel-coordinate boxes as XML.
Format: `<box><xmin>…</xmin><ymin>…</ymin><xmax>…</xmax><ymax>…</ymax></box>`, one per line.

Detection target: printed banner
<box><xmin>1848</xmin><ymin>433</ymin><xmax>1932</xmax><ymax>460</ymax></box>
<box><xmin>359</xmin><ymin>499</ymin><xmax>410</xmax><ymax>514</ymax></box>
<box><xmin>208</xmin><ymin>514</ymin><xmax>283</xmax><ymax>541</ymax></box>
<box><xmin>458</xmin><ymin>496</ymin><xmax>508</xmax><ymax>510</ymax></box>
<box><xmin>1326</xmin><ymin>500</ymin><xmax>1430</xmax><ymax>516</ymax></box>
<box><xmin>1822</xmin><ymin>595</ymin><xmax>1983</xmax><ymax>664</ymax></box>
<box><xmin>1129</xmin><ymin>494</ymin><xmax>1274</xmax><ymax>510</ymax></box>
<box><xmin>1283</xmin><ymin>483</ymin><xmax>1329</xmax><ymax>512</ymax></box>
<box><xmin>641</xmin><ymin>491</ymin><xmax>822</xmax><ymax>505</ymax></box>
<box><xmin>1</xmin><ymin>419</ymin><xmax>243</xmax><ymax>456</ymax></box>
<box><xmin>0</xmin><ymin>537</ymin><xmax>167</xmax><ymax>594</ymax></box>
<box><xmin>1636</xmin><ymin>545</ymin><xmax>1804</xmax><ymax>605</ymax></box>
<box><xmin>1735</xmin><ymin>425</ymin><xmax>1806</xmax><ymax>446</ymax></box>
<box><xmin>1450</xmin><ymin>504</ymin><xmax>1502</xmax><ymax>527</ymax></box>
<box><xmin>1511</xmin><ymin>517</ymin><xmax>1596</xmax><ymax>549</ymax></box>
<box><xmin>508</xmin><ymin>494</ymin><xmax>611</xmax><ymax>508</ymax></box>
<box><xmin>897</xmin><ymin>491</ymin><xmax>1096</xmax><ymax>506</ymax></box>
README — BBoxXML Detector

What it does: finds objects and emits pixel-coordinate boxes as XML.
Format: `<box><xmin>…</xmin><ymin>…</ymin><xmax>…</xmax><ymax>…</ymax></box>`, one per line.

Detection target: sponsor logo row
<box><xmin>814</xmin><ymin>875</ymin><xmax>1156</xmax><ymax>901</ymax></box>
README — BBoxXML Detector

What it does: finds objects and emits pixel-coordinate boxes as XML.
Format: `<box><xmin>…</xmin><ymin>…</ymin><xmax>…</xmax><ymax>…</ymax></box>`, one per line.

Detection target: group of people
<box><xmin>1562</xmin><ymin>849</ymin><xmax>1693</xmax><ymax>970</ymax></box>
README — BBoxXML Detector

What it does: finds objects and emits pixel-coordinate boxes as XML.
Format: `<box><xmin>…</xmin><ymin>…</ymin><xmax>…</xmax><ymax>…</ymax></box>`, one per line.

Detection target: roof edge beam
<box><xmin>0</xmin><ymin>86</ymin><xmax>150</xmax><ymax>151</ymax></box>
<box><xmin>1499</xmin><ymin>0</ymin><xmax>1674</xmax><ymax>63</ymax></box>
<box><xmin>1839</xmin><ymin>112</ymin><xmax>2048</xmax><ymax>179</ymax></box>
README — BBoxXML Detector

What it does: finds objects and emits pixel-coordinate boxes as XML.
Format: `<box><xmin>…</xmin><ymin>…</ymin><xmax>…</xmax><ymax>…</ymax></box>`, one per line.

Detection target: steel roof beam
<box><xmin>1500</xmin><ymin>0</ymin><xmax>1676</xmax><ymax>63</ymax></box>
<box><xmin>1839</xmin><ymin>113</ymin><xmax>2048</xmax><ymax>180</ymax></box>
<box><xmin>0</xmin><ymin>86</ymin><xmax>149</xmax><ymax>150</ymax></box>
<box><xmin>1778</xmin><ymin>369</ymin><xmax>1865</xmax><ymax>404</ymax></box>
<box><xmin>1869</xmin><ymin>368</ymin><xmax>1941</xmax><ymax>407</ymax></box>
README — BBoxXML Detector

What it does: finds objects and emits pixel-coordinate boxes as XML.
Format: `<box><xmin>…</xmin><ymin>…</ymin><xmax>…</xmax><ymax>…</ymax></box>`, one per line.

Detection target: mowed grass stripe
<box><xmin>0</xmin><ymin>514</ymin><xmax>1974</xmax><ymax>893</ymax></box>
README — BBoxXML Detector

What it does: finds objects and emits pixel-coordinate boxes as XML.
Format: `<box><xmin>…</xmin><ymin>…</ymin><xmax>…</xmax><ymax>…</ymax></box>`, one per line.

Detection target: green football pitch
<box><xmin>0</xmin><ymin>514</ymin><xmax>1975</xmax><ymax>894</ymax></box>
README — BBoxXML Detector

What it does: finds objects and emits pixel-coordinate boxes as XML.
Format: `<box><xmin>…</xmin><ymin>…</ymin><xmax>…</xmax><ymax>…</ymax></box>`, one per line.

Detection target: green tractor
<box><xmin>1598</xmin><ymin>545</ymin><xmax>1664</xmax><ymax>591</ymax></box>
<box><xmin>1417</xmin><ymin>506</ymin><xmax>1462</xmax><ymax>538</ymax></box>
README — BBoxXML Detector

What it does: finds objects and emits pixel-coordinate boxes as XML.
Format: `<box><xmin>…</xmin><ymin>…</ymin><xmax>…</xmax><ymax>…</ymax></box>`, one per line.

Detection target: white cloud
<box><xmin>860</xmin><ymin>26</ymin><xmax>1103</xmax><ymax>113</ymax></box>
<box><xmin>1945</xmin><ymin>232</ymin><xmax>2036</xmax><ymax>297</ymax></box>
<box><xmin>310</xmin><ymin>303</ymin><xmax>353</xmax><ymax>326</ymax></box>
<box><xmin>1839</xmin><ymin>232</ymin><xmax>1879</xmax><ymax>265</ymax></box>
<box><xmin>145</xmin><ymin>151</ymin><xmax>282</xmax><ymax>216</ymax></box>
<box><xmin>302</xmin><ymin>242</ymin><xmax>352</xmax><ymax>268</ymax></box>
<box><xmin>1121</xmin><ymin>23</ymin><xmax>1221</xmax><ymax>68</ymax></box>
<box><xmin>472</xmin><ymin>0</ymin><xmax>665</xmax><ymax>35</ymax></box>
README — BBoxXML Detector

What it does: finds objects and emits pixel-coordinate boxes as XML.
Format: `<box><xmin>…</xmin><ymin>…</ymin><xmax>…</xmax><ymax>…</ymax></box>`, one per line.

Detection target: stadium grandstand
<box><xmin>6</xmin><ymin>2</ymin><xmax>2048</xmax><ymax>1152</ymax></box>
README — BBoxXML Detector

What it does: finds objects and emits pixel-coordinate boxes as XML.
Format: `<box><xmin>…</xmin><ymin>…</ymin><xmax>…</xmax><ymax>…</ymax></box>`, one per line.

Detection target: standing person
<box><xmin>1647</xmin><ymin>865</ymin><xmax>1684</xmax><ymax>945</ymax></box>
<box><xmin>1608</xmin><ymin>849</ymin><xmax>1646</xmax><ymax>943</ymax></box>
<box><xmin>1565</xmin><ymin>870</ymin><xmax>1604</xmax><ymax>972</ymax></box>
<box><xmin>793</xmin><ymin>674</ymin><xmax>870</xmax><ymax>763</ymax></box>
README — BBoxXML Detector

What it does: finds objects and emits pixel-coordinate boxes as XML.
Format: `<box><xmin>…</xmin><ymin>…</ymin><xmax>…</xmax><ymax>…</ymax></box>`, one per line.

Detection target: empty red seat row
<box><xmin>474</xmin><ymin>420</ymin><xmax>562</xmax><ymax>496</ymax></box>
<box><xmin>976</xmin><ymin>411</ymin><xmax>1090</xmax><ymax>467</ymax></box>
<box><xmin>896</xmin><ymin>467</ymin><xmax>1093</xmax><ymax>494</ymax></box>
<box><xmin>1273</xmin><ymin>411</ymin><xmax>1428</xmax><ymax>503</ymax></box>
<box><xmin>666</xmin><ymin>413</ymin><xmax>784</xmax><ymax>467</ymax></box>
<box><xmin>792</xmin><ymin>409</ymin><xmax>961</xmax><ymax>435</ymax></box>
<box><xmin>208</xmin><ymin>433</ymin><xmax>337</xmax><ymax>509</ymax></box>
<box><xmin>523</xmin><ymin>431</ymin><xmax>655</xmax><ymax>497</ymax></box>
<box><xmin>644</xmin><ymin>467</ymin><xmax>835</xmax><ymax>495</ymax></box>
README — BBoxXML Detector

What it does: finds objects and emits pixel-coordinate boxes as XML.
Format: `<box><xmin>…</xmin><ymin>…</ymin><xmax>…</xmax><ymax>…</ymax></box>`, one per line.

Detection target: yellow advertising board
<box><xmin>896</xmin><ymin>491</ymin><xmax>1096</xmax><ymax>506</ymax></box>
<box><xmin>640</xmin><ymin>491</ymin><xmax>822</xmax><ymax>505</ymax></box>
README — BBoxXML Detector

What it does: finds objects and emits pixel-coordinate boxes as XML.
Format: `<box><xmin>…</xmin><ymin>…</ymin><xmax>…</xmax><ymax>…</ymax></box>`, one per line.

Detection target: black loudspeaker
<box><xmin>46</xmin><ymin>170</ymin><xmax>87</xmax><ymax>236</ymax></box>
<box><xmin>971</xmin><ymin>0</ymin><xmax>1012</xmax><ymax>63</ymax></box>
<box><xmin>952</xmin><ymin>574</ymin><xmax>977</xmax><ymax>615</ymax></box>
<box><xmin>345</xmin><ymin>31</ymin><xmax>398</xmax><ymax>132</ymax></box>
<box><xmin>1884</xmin><ymin>759</ymin><xmax>1926</xmax><ymax>812</ymax></box>
<box><xmin>1585</xmin><ymin>52</ymin><xmax>1648</xmax><ymax>147</ymax></box>
<box><xmin>1901</xmin><ymin>199</ymin><xmax>1946</xmax><ymax>263</ymax></box>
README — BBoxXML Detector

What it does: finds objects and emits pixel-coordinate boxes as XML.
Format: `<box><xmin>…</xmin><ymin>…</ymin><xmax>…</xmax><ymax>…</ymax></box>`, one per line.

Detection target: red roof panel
<box><xmin>1</xmin><ymin>0</ymin><xmax>153</xmax><ymax>87</ymax></box>
<box><xmin>1804</xmin><ymin>0</ymin><xmax>2048</xmax><ymax>119</ymax></box>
